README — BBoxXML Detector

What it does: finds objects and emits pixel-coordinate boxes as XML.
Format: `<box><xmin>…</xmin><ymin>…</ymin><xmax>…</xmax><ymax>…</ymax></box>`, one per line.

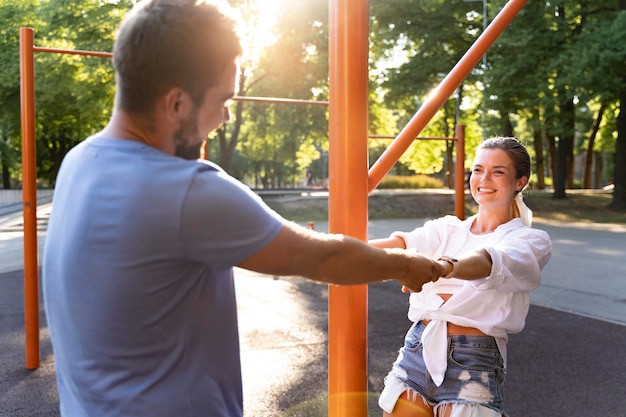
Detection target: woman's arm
<box><xmin>436</xmin><ymin>249</ymin><xmax>492</xmax><ymax>280</ymax></box>
<box><xmin>368</xmin><ymin>236</ymin><xmax>406</xmax><ymax>249</ymax></box>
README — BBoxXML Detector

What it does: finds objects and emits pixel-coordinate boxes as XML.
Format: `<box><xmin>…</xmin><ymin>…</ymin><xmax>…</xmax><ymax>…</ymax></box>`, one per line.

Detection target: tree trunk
<box><xmin>593</xmin><ymin>152</ymin><xmax>603</xmax><ymax>189</ymax></box>
<box><xmin>612</xmin><ymin>85</ymin><xmax>626</xmax><ymax>210</ymax></box>
<box><xmin>446</xmin><ymin>140</ymin><xmax>454</xmax><ymax>189</ymax></box>
<box><xmin>443</xmin><ymin>109</ymin><xmax>453</xmax><ymax>189</ymax></box>
<box><xmin>218</xmin><ymin>67</ymin><xmax>247</xmax><ymax>172</ymax></box>
<box><xmin>583</xmin><ymin>103</ymin><xmax>606</xmax><ymax>189</ymax></box>
<box><xmin>553</xmin><ymin>97</ymin><xmax>575</xmax><ymax>199</ymax></box>
<box><xmin>546</xmin><ymin>133</ymin><xmax>557</xmax><ymax>184</ymax></box>
<box><xmin>217</xmin><ymin>128</ymin><xmax>233</xmax><ymax>171</ymax></box>
<box><xmin>564</xmin><ymin>102</ymin><xmax>575</xmax><ymax>189</ymax></box>
<box><xmin>503</xmin><ymin>115</ymin><xmax>514</xmax><ymax>138</ymax></box>
<box><xmin>533</xmin><ymin>129</ymin><xmax>545</xmax><ymax>190</ymax></box>
<box><xmin>553</xmin><ymin>137</ymin><xmax>568</xmax><ymax>199</ymax></box>
<box><xmin>1</xmin><ymin>160</ymin><xmax>11</xmax><ymax>189</ymax></box>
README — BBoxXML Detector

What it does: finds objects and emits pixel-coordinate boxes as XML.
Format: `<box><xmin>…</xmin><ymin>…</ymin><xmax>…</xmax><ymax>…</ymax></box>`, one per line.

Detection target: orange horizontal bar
<box><xmin>33</xmin><ymin>46</ymin><xmax>112</xmax><ymax>58</ymax></box>
<box><xmin>233</xmin><ymin>96</ymin><xmax>329</xmax><ymax>106</ymax></box>
<box><xmin>369</xmin><ymin>134</ymin><xmax>457</xmax><ymax>141</ymax></box>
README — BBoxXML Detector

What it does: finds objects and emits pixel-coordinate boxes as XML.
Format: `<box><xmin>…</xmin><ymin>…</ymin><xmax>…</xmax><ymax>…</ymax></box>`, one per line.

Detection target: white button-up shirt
<box><xmin>391</xmin><ymin>215</ymin><xmax>552</xmax><ymax>386</ymax></box>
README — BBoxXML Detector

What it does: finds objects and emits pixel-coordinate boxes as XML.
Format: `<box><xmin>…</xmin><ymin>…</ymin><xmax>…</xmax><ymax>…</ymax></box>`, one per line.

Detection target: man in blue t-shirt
<box><xmin>42</xmin><ymin>1</ymin><xmax>442</xmax><ymax>416</ymax></box>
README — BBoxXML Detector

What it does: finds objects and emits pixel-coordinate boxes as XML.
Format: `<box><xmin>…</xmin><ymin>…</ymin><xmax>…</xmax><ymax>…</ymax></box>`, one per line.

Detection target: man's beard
<box><xmin>173</xmin><ymin>114</ymin><xmax>203</xmax><ymax>160</ymax></box>
<box><xmin>174</xmin><ymin>139</ymin><xmax>203</xmax><ymax>160</ymax></box>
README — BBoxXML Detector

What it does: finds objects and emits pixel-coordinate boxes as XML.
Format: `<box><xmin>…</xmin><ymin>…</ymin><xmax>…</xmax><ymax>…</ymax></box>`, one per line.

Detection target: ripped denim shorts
<box><xmin>379</xmin><ymin>321</ymin><xmax>507</xmax><ymax>416</ymax></box>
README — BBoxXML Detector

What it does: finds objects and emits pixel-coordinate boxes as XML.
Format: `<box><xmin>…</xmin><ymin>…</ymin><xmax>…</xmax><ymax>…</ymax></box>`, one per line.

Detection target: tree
<box><xmin>369</xmin><ymin>0</ymin><xmax>484</xmax><ymax>178</ymax></box>
<box><xmin>582</xmin><ymin>102</ymin><xmax>606</xmax><ymax>189</ymax></box>
<box><xmin>224</xmin><ymin>0</ymin><xmax>329</xmax><ymax>187</ymax></box>
<box><xmin>562</xmin><ymin>3</ymin><xmax>626</xmax><ymax>208</ymax></box>
<box><xmin>33</xmin><ymin>0</ymin><xmax>130</xmax><ymax>185</ymax></box>
<box><xmin>616</xmin><ymin>87</ymin><xmax>626</xmax><ymax>209</ymax></box>
<box><xmin>0</xmin><ymin>0</ymin><xmax>44</xmax><ymax>188</ymax></box>
<box><xmin>0</xmin><ymin>0</ymin><xmax>131</xmax><ymax>187</ymax></box>
<box><xmin>486</xmin><ymin>1</ymin><xmax>624</xmax><ymax>206</ymax></box>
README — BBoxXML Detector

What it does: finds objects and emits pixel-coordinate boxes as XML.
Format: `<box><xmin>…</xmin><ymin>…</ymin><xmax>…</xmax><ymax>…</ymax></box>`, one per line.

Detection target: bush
<box><xmin>378</xmin><ymin>174</ymin><xmax>445</xmax><ymax>189</ymax></box>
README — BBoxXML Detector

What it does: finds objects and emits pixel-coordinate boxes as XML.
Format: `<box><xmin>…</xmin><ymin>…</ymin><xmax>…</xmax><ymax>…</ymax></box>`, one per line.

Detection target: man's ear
<box><xmin>163</xmin><ymin>87</ymin><xmax>192</xmax><ymax>120</ymax></box>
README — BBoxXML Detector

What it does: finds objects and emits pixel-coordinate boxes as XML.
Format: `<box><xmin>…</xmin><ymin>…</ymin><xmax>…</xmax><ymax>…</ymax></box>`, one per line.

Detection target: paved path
<box><xmin>1</xmin><ymin>207</ymin><xmax>625</xmax><ymax>416</ymax></box>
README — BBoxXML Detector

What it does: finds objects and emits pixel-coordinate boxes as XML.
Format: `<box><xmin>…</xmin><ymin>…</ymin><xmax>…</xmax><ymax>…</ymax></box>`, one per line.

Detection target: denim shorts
<box><xmin>379</xmin><ymin>321</ymin><xmax>506</xmax><ymax>416</ymax></box>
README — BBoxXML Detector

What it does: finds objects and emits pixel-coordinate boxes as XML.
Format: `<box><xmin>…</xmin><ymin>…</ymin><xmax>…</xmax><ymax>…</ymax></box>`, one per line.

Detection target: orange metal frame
<box><xmin>327</xmin><ymin>1</ymin><xmax>525</xmax><ymax>414</ymax></box>
<box><xmin>19</xmin><ymin>0</ymin><xmax>526</xmax><ymax>414</ymax></box>
<box><xmin>19</xmin><ymin>29</ymin><xmax>114</xmax><ymax>371</ymax></box>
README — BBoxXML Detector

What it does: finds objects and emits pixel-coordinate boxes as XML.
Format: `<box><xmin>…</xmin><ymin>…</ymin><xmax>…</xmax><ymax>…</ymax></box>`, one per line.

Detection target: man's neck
<box><xmin>100</xmin><ymin>111</ymin><xmax>173</xmax><ymax>155</ymax></box>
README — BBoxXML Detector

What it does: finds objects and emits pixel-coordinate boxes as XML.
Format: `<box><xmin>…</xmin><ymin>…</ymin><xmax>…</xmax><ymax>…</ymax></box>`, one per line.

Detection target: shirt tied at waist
<box><xmin>420</xmin><ymin>319</ymin><xmax>449</xmax><ymax>386</ymax></box>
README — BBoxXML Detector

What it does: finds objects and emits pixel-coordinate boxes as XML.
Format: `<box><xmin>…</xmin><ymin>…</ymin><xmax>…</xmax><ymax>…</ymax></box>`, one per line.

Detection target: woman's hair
<box><xmin>476</xmin><ymin>137</ymin><xmax>532</xmax><ymax>222</ymax></box>
<box><xmin>112</xmin><ymin>0</ymin><xmax>243</xmax><ymax>118</ymax></box>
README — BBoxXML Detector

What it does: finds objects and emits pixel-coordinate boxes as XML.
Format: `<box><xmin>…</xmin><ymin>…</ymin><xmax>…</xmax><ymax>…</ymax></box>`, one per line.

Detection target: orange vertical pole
<box><xmin>454</xmin><ymin>124</ymin><xmax>466</xmax><ymax>220</ymax></box>
<box><xmin>368</xmin><ymin>0</ymin><xmax>528</xmax><ymax>191</ymax></box>
<box><xmin>19</xmin><ymin>27</ymin><xmax>40</xmax><ymax>370</ymax></box>
<box><xmin>328</xmin><ymin>0</ymin><xmax>369</xmax><ymax>415</ymax></box>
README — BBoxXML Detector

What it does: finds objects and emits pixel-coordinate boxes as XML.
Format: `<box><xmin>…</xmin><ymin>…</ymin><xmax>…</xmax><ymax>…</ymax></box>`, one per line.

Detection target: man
<box><xmin>43</xmin><ymin>1</ymin><xmax>442</xmax><ymax>416</ymax></box>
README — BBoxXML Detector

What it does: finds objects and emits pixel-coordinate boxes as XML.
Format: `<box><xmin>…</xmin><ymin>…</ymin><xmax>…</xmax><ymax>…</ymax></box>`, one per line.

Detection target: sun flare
<box><xmin>243</xmin><ymin>0</ymin><xmax>282</xmax><ymax>59</ymax></box>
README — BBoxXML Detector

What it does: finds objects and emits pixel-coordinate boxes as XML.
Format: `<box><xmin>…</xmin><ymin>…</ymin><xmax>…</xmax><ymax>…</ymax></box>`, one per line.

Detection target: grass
<box><xmin>512</xmin><ymin>191</ymin><xmax>626</xmax><ymax>224</ymax></box>
<box><xmin>264</xmin><ymin>190</ymin><xmax>626</xmax><ymax>225</ymax></box>
<box><xmin>378</xmin><ymin>174</ymin><xmax>445</xmax><ymax>189</ymax></box>
<box><xmin>464</xmin><ymin>190</ymin><xmax>626</xmax><ymax>224</ymax></box>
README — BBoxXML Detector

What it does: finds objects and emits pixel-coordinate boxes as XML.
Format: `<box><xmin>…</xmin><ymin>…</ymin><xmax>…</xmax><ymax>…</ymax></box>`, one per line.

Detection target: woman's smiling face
<box><xmin>470</xmin><ymin>148</ymin><xmax>527</xmax><ymax>212</ymax></box>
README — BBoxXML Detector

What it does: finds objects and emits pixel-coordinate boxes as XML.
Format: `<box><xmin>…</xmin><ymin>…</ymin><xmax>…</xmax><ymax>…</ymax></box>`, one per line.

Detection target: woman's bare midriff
<box><xmin>420</xmin><ymin>293</ymin><xmax>487</xmax><ymax>336</ymax></box>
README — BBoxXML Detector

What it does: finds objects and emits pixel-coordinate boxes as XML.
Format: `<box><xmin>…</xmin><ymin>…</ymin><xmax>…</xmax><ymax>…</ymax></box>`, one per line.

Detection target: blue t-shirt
<box><xmin>43</xmin><ymin>136</ymin><xmax>283</xmax><ymax>416</ymax></box>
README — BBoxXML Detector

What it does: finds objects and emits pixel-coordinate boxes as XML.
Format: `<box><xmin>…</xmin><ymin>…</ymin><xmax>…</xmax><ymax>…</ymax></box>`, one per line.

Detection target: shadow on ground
<box><xmin>2</xmin><ymin>270</ymin><xmax>624</xmax><ymax>417</ymax></box>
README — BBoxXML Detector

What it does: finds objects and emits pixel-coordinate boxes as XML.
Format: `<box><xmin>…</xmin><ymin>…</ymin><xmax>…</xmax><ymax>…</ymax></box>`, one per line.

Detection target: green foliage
<box><xmin>369</xmin><ymin>0</ymin><xmax>624</xmax><ymax>206</ymax></box>
<box><xmin>553</xmin><ymin>5</ymin><xmax>625</xmax><ymax>102</ymax></box>
<box><xmin>369</xmin><ymin>0</ymin><xmax>487</xmax><ymax>175</ymax></box>
<box><xmin>0</xmin><ymin>0</ymin><xmax>44</xmax><ymax>186</ymax></box>
<box><xmin>484</xmin><ymin>0</ymin><xmax>624</xmax><ymax>201</ymax></box>
<box><xmin>2</xmin><ymin>0</ymin><xmax>624</xmax><ymax>206</ymax></box>
<box><xmin>0</xmin><ymin>0</ymin><xmax>131</xmax><ymax>186</ymax></box>
<box><xmin>378</xmin><ymin>174</ymin><xmax>444</xmax><ymax>189</ymax></box>
<box><xmin>398</xmin><ymin>139</ymin><xmax>446</xmax><ymax>175</ymax></box>
<box><xmin>231</xmin><ymin>0</ymin><xmax>329</xmax><ymax>187</ymax></box>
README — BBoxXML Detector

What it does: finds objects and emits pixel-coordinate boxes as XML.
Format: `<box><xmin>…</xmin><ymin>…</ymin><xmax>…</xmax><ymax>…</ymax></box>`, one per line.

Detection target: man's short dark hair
<box><xmin>113</xmin><ymin>0</ymin><xmax>242</xmax><ymax>118</ymax></box>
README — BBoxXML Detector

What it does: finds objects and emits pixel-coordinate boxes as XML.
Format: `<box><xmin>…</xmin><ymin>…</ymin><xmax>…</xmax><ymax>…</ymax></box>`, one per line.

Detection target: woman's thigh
<box><xmin>383</xmin><ymin>390</ymin><xmax>433</xmax><ymax>417</ymax></box>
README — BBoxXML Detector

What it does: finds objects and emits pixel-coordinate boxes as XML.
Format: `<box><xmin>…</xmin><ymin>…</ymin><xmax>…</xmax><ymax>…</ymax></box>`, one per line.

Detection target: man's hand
<box><xmin>393</xmin><ymin>250</ymin><xmax>440</xmax><ymax>293</ymax></box>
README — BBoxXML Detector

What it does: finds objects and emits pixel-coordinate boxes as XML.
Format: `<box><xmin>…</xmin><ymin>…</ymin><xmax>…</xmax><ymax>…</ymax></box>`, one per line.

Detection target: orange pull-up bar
<box><xmin>19</xmin><ymin>27</ymin><xmax>39</xmax><ymax>370</ymax></box>
<box><xmin>19</xmin><ymin>29</ymin><xmax>114</xmax><ymax>370</ymax></box>
<box><xmin>328</xmin><ymin>0</ymin><xmax>370</xmax><ymax>415</ymax></box>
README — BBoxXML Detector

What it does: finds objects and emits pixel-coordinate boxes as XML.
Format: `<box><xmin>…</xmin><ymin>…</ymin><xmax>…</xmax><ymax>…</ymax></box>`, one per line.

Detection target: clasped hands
<box><xmin>396</xmin><ymin>251</ymin><xmax>446</xmax><ymax>293</ymax></box>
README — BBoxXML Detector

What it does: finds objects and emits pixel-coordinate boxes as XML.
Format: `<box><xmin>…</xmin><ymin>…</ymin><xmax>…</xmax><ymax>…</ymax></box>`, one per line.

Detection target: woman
<box><xmin>371</xmin><ymin>137</ymin><xmax>552</xmax><ymax>417</ymax></box>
